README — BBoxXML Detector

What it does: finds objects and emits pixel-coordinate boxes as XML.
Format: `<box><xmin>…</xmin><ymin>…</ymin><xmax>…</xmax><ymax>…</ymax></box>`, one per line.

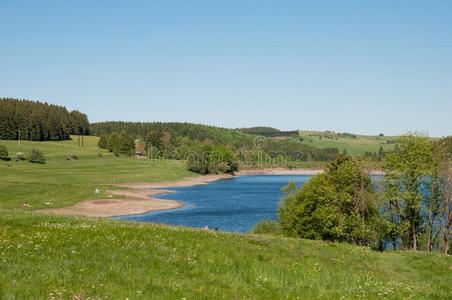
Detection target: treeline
<box><xmin>239</xmin><ymin>127</ymin><xmax>299</xmax><ymax>137</ymax></box>
<box><xmin>91</xmin><ymin>121</ymin><xmax>339</xmax><ymax>165</ymax></box>
<box><xmin>266</xmin><ymin>134</ymin><xmax>452</xmax><ymax>254</ymax></box>
<box><xmin>0</xmin><ymin>98</ymin><xmax>89</xmax><ymax>141</ymax></box>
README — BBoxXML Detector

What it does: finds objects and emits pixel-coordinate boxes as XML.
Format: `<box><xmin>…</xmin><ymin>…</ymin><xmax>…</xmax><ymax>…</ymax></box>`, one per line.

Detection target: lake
<box><xmin>119</xmin><ymin>175</ymin><xmax>312</xmax><ymax>232</ymax></box>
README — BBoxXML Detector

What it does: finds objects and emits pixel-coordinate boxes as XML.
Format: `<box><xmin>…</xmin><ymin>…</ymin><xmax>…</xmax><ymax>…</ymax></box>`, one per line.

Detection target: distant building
<box><xmin>135</xmin><ymin>139</ymin><xmax>146</xmax><ymax>156</ymax></box>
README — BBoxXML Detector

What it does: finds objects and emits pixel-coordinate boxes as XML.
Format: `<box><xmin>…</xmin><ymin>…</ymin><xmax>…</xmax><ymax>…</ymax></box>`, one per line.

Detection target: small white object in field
<box><xmin>95</xmin><ymin>189</ymin><xmax>100</xmax><ymax>194</ymax></box>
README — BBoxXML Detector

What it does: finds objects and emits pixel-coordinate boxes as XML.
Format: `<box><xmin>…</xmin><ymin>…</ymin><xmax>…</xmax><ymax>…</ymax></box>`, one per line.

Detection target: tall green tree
<box><xmin>0</xmin><ymin>98</ymin><xmax>89</xmax><ymax>141</ymax></box>
<box><xmin>383</xmin><ymin>134</ymin><xmax>433</xmax><ymax>251</ymax></box>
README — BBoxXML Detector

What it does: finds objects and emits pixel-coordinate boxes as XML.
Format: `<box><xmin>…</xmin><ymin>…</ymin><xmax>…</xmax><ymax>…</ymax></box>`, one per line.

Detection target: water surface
<box><xmin>119</xmin><ymin>175</ymin><xmax>311</xmax><ymax>232</ymax></box>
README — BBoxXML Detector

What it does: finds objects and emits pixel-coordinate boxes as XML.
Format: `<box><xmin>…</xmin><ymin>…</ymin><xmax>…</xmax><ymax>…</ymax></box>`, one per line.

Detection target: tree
<box><xmin>279</xmin><ymin>156</ymin><xmax>380</xmax><ymax>247</ymax></box>
<box><xmin>0</xmin><ymin>98</ymin><xmax>89</xmax><ymax>141</ymax></box>
<box><xmin>117</xmin><ymin>131</ymin><xmax>135</xmax><ymax>156</ymax></box>
<box><xmin>383</xmin><ymin>134</ymin><xmax>433</xmax><ymax>251</ymax></box>
<box><xmin>433</xmin><ymin>137</ymin><xmax>452</xmax><ymax>254</ymax></box>
<box><xmin>378</xmin><ymin>146</ymin><xmax>385</xmax><ymax>161</ymax></box>
<box><xmin>98</xmin><ymin>135</ymin><xmax>110</xmax><ymax>149</ymax></box>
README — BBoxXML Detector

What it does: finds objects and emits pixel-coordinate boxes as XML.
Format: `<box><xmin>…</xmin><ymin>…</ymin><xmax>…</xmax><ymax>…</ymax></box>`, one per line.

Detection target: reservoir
<box><xmin>119</xmin><ymin>175</ymin><xmax>311</xmax><ymax>232</ymax></box>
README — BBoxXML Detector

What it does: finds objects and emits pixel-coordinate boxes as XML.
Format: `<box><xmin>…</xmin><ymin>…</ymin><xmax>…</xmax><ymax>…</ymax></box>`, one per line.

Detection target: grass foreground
<box><xmin>0</xmin><ymin>212</ymin><xmax>450</xmax><ymax>299</ymax></box>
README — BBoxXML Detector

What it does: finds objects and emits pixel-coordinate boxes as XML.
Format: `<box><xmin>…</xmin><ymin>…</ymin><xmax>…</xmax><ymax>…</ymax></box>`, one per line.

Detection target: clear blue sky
<box><xmin>1</xmin><ymin>0</ymin><xmax>451</xmax><ymax>136</ymax></box>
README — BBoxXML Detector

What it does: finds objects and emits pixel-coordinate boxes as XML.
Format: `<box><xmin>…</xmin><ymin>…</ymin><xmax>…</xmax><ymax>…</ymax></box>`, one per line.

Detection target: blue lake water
<box><xmin>119</xmin><ymin>175</ymin><xmax>312</xmax><ymax>233</ymax></box>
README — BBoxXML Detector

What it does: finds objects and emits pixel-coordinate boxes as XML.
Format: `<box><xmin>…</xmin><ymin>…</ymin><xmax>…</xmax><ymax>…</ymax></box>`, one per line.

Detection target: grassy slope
<box><xmin>0</xmin><ymin>212</ymin><xmax>450</xmax><ymax>299</ymax></box>
<box><xmin>0</xmin><ymin>136</ymin><xmax>195</xmax><ymax>210</ymax></box>
<box><xmin>298</xmin><ymin>130</ymin><xmax>396</xmax><ymax>156</ymax></box>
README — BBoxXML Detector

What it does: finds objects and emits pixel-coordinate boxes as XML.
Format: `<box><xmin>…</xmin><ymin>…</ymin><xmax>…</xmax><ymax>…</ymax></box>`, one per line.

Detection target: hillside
<box><xmin>90</xmin><ymin>121</ymin><xmax>340</xmax><ymax>163</ymax></box>
<box><xmin>298</xmin><ymin>130</ymin><xmax>397</xmax><ymax>156</ymax></box>
<box><xmin>0</xmin><ymin>136</ymin><xmax>194</xmax><ymax>210</ymax></box>
<box><xmin>0</xmin><ymin>212</ymin><xmax>450</xmax><ymax>299</ymax></box>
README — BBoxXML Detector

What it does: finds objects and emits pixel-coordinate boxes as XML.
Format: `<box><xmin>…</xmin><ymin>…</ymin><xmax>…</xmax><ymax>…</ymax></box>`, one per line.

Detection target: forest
<box><xmin>92</xmin><ymin>121</ymin><xmax>341</xmax><ymax>173</ymax></box>
<box><xmin>0</xmin><ymin>98</ymin><xmax>90</xmax><ymax>141</ymax></box>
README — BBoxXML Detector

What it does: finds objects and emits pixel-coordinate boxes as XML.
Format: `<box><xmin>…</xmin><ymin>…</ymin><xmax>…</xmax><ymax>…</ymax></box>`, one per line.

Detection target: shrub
<box><xmin>279</xmin><ymin>156</ymin><xmax>380</xmax><ymax>247</ymax></box>
<box><xmin>16</xmin><ymin>152</ymin><xmax>26</xmax><ymax>160</ymax></box>
<box><xmin>66</xmin><ymin>154</ymin><xmax>79</xmax><ymax>160</ymax></box>
<box><xmin>0</xmin><ymin>145</ymin><xmax>9</xmax><ymax>160</ymax></box>
<box><xmin>252</xmin><ymin>220</ymin><xmax>282</xmax><ymax>235</ymax></box>
<box><xmin>27</xmin><ymin>148</ymin><xmax>45</xmax><ymax>163</ymax></box>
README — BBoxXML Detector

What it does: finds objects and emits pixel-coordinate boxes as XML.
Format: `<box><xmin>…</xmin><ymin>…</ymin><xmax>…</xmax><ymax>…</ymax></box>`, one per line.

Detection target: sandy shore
<box><xmin>38</xmin><ymin>174</ymin><xmax>233</xmax><ymax>218</ymax></box>
<box><xmin>38</xmin><ymin>169</ymin><xmax>384</xmax><ymax>218</ymax></box>
<box><xmin>237</xmin><ymin>168</ymin><xmax>324</xmax><ymax>176</ymax></box>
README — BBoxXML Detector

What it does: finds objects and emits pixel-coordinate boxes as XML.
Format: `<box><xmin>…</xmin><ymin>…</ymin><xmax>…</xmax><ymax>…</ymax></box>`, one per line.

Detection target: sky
<box><xmin>1</xmin><ymin>0</ymin><xmax>451</xmax><ymax>136</ymax></box>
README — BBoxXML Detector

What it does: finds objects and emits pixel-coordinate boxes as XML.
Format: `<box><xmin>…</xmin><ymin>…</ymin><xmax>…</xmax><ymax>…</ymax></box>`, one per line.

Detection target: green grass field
<box><xmin>1</xmin><ymin>212</ymin><xmax>451</xmax><ymax>299</ymax></box>
<box><xmin>298</xmin><ymin>130</ymin><xmax>397</xmax><ymax>156</ymax></box>
<box><xmin>0</xmin><ymin>137</ymin><xmax>450</xmax><ymax>299</ymax></box>
<box><xmin>0</xmin><ymin>136</ymin><xmax>195</xmax><ymax>210</ymax></box>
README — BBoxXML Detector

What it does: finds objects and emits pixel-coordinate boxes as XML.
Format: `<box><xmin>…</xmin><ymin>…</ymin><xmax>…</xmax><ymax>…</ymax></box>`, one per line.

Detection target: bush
<box><xmin>0</xmin><ymin>144</ymin><xmax>9</xmax><ymax>160</ymax></box>
<box><xmin>16</xmin><ymin>152</ymin><xmax>26</xmax><ymax>160</ymax></box>
<box><xmin>279</xmin><ymin>156</ymin><xmax>380</xmax><ymax>247</ymax></box>
<box><xmin>27</xmin><ymin>148</ymin><xmax>45</xmax><ymax>163</ymax></box>
<box><xmin>66</xmin><ymin>154</ymin><xmax>79</xmax><ymax>160</ymax></box>
<box><xmin>252</xmin><ymin>220</ymin><xmax>282</xmax><ymax>235</ymax></box>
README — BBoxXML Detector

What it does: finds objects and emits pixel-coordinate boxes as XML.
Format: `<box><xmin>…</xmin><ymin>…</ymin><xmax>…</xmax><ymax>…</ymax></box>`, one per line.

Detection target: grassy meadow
<box><xmin>0</xmin><ymin>136</ymin><xmax>195</xmax><ymax>210</ymax></box>
<box><xmin>1</xmin><ymin>211</ymin><xmax>451</xmax><ymax>299</ymax></box>
<box><xmin>298</xmin><ymin>130</ymin><xmax>397</xmax><ymax>156</ymax></box>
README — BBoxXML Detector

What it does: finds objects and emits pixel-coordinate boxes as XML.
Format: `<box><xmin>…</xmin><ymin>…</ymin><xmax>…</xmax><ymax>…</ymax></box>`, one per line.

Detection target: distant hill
<box><xmin>90</xmin><ymin>122</ymin><xmax>339</xmax><ymax>162</ymax></box>
<box><xmin>297</xmin><ymin>130</ymin><xmax>398</xmax><ymax>156</ymax></box>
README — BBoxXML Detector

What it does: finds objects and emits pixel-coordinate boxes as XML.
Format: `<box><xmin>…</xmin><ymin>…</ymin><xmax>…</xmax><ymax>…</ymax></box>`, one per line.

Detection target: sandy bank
<box><xmin>237</xmin><ymin>168</ymin><xmax>324</xmax><ymax>176</ymax></box>
<box><xmin>38</xmin><ymin>174</ymin><xmax>233</xmax><ymax>218</ymax></box>
<box><xmin>237</xmin><ymin>168</ymin><xmax>385</xmax><ymax>176</ymax></box>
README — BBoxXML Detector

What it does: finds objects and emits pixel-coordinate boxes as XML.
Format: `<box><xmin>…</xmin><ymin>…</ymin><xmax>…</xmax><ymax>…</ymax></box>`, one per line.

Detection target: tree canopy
<box><xmin>0</xmin><ymin>98</ymin><xmax>90</xmax><ymax>141</ymax></box>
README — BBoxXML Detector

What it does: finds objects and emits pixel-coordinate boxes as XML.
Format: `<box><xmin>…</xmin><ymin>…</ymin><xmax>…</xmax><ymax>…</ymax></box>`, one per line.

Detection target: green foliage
<box><xmin>279</xmin><ymin>156</ymin><xmax>380</xmax><ymax>247</ymax></box>
<box><xmin>0</xmin><ymin>144</ymin><xmax>9</xmax><ymax>160</ymax></box>
<box><xmin>15</xmin><ymin>152</ymin><xmax>26</xmax><ymax>161</ymax></box>
<box><xmin>98</xmin><ymin>131</ymin><xmax>135</xmax><ymax>156</ymax></box>
<box><xmin>252</xmin><ymin>220</ymin><xmax>281</xmax><ymax>235</ymax></box>
<box><xmin>187</xmin><ymin>144</ymin><xmax>238</xmax><ymax>174</ymax></box>
<box><xmin>91</xmin><ymin>121</ymin><xmax>340</xmax><ymax>164</ymax></box>
<box><xmin>27</xmin><ymin>148</ymin><xmax>45</xmax><ymax>164</ymax></box>
<box><xmin>0</xmin><ymin>98</ymin><xmax>89</xmax><ymax>141</ymax></box>
<box><xmin>382</xmin><ymin>134</ymin><xmax>433</xmax><ymax>250</ymax></box>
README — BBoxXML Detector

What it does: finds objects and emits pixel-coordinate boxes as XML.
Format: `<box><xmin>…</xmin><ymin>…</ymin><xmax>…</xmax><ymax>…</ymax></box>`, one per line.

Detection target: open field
<box><xmin>0</xmin><ymin>211</ymin><xmax>451</xmax><ymax>299</ymax></box>
<box><xmin>298</xmin><ymin>130</ymin><xmax>397</xmax><ymax>156</ymax></box>
<box><xmin>0</xmin><ymin>136</ymin><xmax>195</xmax><ymax>210</ymax></box>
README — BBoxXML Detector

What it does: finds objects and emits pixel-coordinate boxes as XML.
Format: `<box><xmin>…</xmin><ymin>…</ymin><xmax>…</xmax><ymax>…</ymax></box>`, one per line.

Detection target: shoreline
<box><xmin>37</xmin><ymin>174</ymin><xmax>233</xmax><ymax>218</ymax></box>
<box><xmin>38</xmin><ymin>169</ymin><xmax>384</xmax><ymax>218</ymax></box>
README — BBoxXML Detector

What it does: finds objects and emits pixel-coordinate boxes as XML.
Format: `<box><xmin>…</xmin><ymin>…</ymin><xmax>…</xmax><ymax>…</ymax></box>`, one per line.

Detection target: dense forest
<box><xmin>239</xmin><ymin>127</ymin><xmax>299</xmax><ymax>137</ymax></box>
<box><xmin>0</xmin><ymin>98</ymin><xmax>90</xmax><ymax>141</ymax></box>
<box><xmin>91</xmin><ymin>121</ymin><xmax>339</xmax><ymax>164</ymax></box>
